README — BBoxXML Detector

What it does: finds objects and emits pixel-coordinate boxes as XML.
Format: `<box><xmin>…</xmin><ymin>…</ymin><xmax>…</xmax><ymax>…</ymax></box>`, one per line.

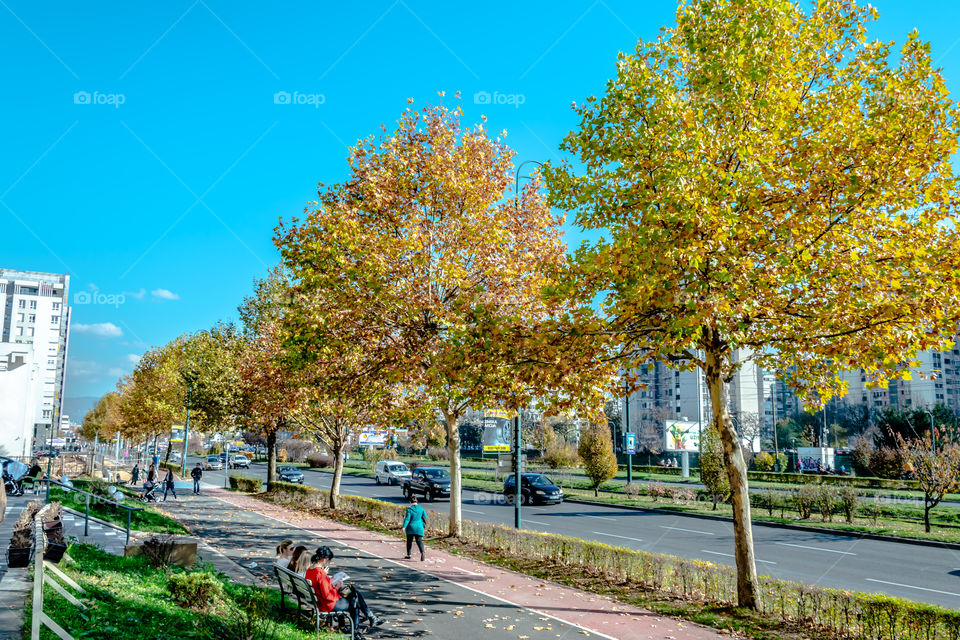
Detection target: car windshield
<box><xmin>423</xmin><ymin>469</ymin><xmax>449</xmax><ymax>480</ymax></box>
<box><xmin>206</xmin><ymin>457</ymin><xmax>218</xmax><ymax>462</ymax></box>
<box><xmin>525</xmin><ymin>474</ymin><xmax>554</xmax><ymax>487</ymax></box>
<box><xmin>280</xmin><ymin>467</ymin><xmax>296</xmax><ymax>472</ymax></box>
<box><xmin>389</xmin><ymin>464</ymin><xmax>407</xmax><ymax>472</ymax></box>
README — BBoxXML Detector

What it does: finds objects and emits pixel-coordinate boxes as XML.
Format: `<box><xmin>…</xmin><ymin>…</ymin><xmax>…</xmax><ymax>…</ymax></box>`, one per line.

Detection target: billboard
<box><xmin>665</xmin><ymin>420</ymin><xmax>701</xmax><ymax>451</ymax></box>
<box><xmin>359</xmin><ymin>429</ymin><xmax>388</xmax><ymax>446</ymax></box>
<box><xmin>482</xmin><ymin>409</ymin><xmax>514</xmax><ymax>452</ymax></box>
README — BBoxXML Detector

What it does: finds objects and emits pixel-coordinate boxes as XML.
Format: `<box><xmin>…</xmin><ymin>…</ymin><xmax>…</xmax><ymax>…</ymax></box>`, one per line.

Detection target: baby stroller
<box><xmin>139</xmin><ymin>480</ymin><xmax>158</xmax><ymax>503</ymax></box>
<box><xmin>3</xmin><ymin>470</ymin><xmax>24</xmax><ymax>496</ymax></box>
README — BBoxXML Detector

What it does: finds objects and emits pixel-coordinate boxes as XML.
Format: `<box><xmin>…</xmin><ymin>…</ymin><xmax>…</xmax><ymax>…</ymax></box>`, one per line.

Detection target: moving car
<box><xmin>203</xmin><ymin>455</ymin><xmax>223</xmax><ymax>470</ymax></box>
<box><xmin>229</xmin><ymin>454</ymin><xmax>250</xmax><ymax>469</ymax></box>
<box><xmin>278</xmin><ymin>466</ymin><xmax>304</xmax><ymax>484</ymax></box>
<box><xmin>402</xmin><ymin>466</ymin><xmax>451</xmax><ymax>502</ymax></box>
<box><xmin>375</xmin><ymin>461</ymin><xmax>410</xmax><ymax>486</ymax></box>
<box><xmin>502</xmin><ymin>473</ymin><xmax>564</xmax><ymax>505</ymax></box>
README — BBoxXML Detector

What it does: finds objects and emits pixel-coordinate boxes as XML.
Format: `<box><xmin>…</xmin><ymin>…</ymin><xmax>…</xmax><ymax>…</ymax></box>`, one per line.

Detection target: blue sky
<box><xmin>2</xmin><ymin>1</ymin><xmax>959</xmax><ymax>407</ymax></box>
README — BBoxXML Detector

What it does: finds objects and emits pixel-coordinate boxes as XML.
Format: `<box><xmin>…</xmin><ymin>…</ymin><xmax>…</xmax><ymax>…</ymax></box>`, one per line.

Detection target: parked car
<box><xmin>203</xmin><ymin>455</ymin><xmax>223</xmax><ymax>470</ymax></box>
<box><xmin>503</xmin><ymin>473</ymin><xmax>564</xmax><ymax>505</ymax></box>
<box><xmin>402</xmin><ymin>466</ymin><xmax>451</xmax><ymax>502</ymax></box>
<box><xmin>33</xmin><ymin>449</ymin><xmax>59</xmax><ymax>458</ymax></box>
<box><xmin>230</xmin><ymin>454</ymin><xmax>250</xmax><ymax>469</ymax></box>
<box><xmin>375</xmin><ymin>461</ymin><xmax>410</xmax><ymax>486</ymax></box>
<box><xmin>278</xmin><ymin>466</ymin><xmax>304</xmax><ymax>484</ymax></box>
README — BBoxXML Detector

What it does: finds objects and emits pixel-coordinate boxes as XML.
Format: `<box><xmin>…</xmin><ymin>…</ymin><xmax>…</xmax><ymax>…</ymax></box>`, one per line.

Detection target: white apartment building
<box><xmin>623</xmin><ymin>349</ymin><xmax>765</xmax><ymax>446</ymax></box>
<box><xmin>0</xmin><ymin>269</ymin><xmax>71</xmax><ymax>457</ymax></box>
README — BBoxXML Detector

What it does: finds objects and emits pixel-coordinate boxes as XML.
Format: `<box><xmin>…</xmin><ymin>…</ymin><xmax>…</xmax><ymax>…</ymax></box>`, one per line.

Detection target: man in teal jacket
<box><xmin>402</xmin><ymin>495</ymin><xmax>427</xmax><ymax>561</ymax></box>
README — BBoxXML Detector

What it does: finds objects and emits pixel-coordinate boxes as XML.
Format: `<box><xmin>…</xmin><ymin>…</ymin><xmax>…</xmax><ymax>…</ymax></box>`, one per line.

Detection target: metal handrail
<box><xmin>41</xmin><ymin>478</ymin><xmax>144</xmax><ymax>544</ymax></box>
<box><xmin>31</xmin><ymin>504</ymin><xmax>86</xmax><ymax>640</ymax></box>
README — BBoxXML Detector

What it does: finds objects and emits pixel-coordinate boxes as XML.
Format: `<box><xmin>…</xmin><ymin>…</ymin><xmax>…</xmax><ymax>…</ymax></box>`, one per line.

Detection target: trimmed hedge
<box><xmin>267</xmin><ymin>481</ymin><xmax>960</xmax><ymax>640</ymax></box>
<box><xmin>228</xmin><ymin>475</ymin><xmax>262</xmax><ymax>493</ymax></box>
<box><xmin>158</xmin><ymin>461</ymin><xmax>180</xmax><ymax>475</ymax></box>
<box><xmin>747</xmin><ymin>470</ymin><xmax>919</xmax><ymax>490</ymax></box>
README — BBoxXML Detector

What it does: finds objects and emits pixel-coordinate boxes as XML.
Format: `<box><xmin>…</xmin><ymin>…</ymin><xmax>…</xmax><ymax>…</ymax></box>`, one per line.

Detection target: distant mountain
<box><xmin>62</xmin><ymin>396</ymin><xmax>98</xmax><ymax>423</ymax></box>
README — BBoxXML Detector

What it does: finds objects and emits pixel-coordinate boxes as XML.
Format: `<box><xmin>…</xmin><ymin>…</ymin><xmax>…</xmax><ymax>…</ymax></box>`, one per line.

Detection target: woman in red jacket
<box><xmin>305</xmin><ymin>546</ymin><xmax>383</xmax><ymax>637</ymax></box>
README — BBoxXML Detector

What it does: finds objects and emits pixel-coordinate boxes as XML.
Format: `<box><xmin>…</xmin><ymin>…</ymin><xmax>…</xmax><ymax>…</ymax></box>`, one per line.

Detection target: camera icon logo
<box><xmin>474</xmin><ymin>91</ymin><xmax>491</xmax><ymax>105</ymax></box>
<box><xmin>74</xmin><ymin>291</ymin><xmax>91</xmax><ymax>304</ymax></box>
<box><xmin>74</xmin><ymin>91</ymin><xmax>91</xmax><ymax>105</ymax></box>
<box><xmin>274</xmin><ymin>91</ymin><xmax>291</xmax><ymax>105</ymax></box>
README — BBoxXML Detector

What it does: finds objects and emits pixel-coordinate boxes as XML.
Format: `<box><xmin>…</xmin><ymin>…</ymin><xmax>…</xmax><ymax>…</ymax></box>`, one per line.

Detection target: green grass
<box><xmin>49</xmin><ymin>482</ymin><xmax>189</xmax><ymax>535</ymax></box>
<box><xmin>24</xmin><ymin>544</ymin><xmax>340</xmax><ymax>640</ymax></box>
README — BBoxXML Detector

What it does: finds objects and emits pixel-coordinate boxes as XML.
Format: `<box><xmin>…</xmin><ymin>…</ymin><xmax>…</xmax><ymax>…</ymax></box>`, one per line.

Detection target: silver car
<box><xmin>203</xmin><ymin>455</ymin><xmax>223</xmax><ymax>470</ymax></box>
<box><xmin>375</xmin><ymin>461</ymin><xmax>411</xmax><ymax>486</ymax></box>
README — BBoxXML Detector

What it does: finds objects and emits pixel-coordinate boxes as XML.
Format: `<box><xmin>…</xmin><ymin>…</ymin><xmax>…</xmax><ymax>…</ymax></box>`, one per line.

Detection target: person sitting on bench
<box><xmin>305</xmin><ymin>546</ymin><xmax>384</xmax><ymax>637</ymax></box>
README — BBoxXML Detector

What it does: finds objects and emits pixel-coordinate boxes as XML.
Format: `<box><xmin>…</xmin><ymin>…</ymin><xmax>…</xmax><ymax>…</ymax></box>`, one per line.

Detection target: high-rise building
<box><xmin>0</xmin><ymin>269</ymin><xmax>71</xmax><ymax>457</ymax></box>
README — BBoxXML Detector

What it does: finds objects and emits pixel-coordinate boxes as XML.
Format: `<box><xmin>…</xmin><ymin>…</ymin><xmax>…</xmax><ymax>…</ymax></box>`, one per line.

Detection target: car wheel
<box><xmin>521</xmin><ymin>494</ymin><xmax>531</xmax><ymax>506</ymax></box>
<box><xmin>375</xmin><ymin>476</ymin><xmax>381</xmax><ymax>485</ymax></box>
<box><xmin>402</xmin><ymin>486</ymin><xmax>409</xmax><ymax>499</ymax></box>
<box><xmin>425</xmin><ymin>490</ymin><xmax>434</xmax><ymax>503</ymax></box>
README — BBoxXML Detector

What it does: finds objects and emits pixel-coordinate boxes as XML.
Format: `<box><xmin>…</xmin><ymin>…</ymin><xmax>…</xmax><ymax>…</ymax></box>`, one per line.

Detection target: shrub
<box><xmin>362</xmin><ymin>447</ymin><xmax>398</xmax><ymax>469</ymax></box>
<box><xmin>167</xmin><ymin>571</ymin><xmax>223</xmax><ymax>609</ymax></box>
<box><xmin>754</xmin><ymin>451</ymin><xmax>776</xmax><ymax>472</ymax></box>
<box><xmin>624</xmin><ymin>483</ymin><xmax>643</xmax><ymax>500</ymax></box>
<box><xmin>754</xmin><ymin>490</ymin><xmax>783</xmax><ymax>517</ymax></box>
<box><xmin>276</xmin><ymin>448</ymin><xmax>288</xmax><ymax>463</ymax></box>
<box><xmin>648</xmin><ymin>482</ymin><xmax>668</xmax><ymax>502</ymax></box>
<box><xmin>278</xmin><ymin>439</ymin><xmax>313</xmax><ymax>462</ymax></box>
<box><xmin>838</xmin><ymin>486</ymin><xmax>859</xmax><ymax>523</ymax></box>
<box><xmin>426</xmin><ymin>446</ymin><xmax>450</xmax><ymax>461</ymax></box>
<box><xmin>850</xmin><ymin>430</ymin><xmax>876</xmax><ymax>475</ymax></box>
<box><xmin>793</xmin><ymin>485</ymin><xmax>817</xmax><ymax>519</ymax></box>
<box><xmin>306</xmin><ymin>453</ymin><xmax>334</xmax><ymax>468</ymax></box>
<box><xmin>668</xmin><ymin>487</ymin><xmax>696</xmax><ymax>504</ymax></box>
<box><xmin>868</xmin><ymin>447</ymin><xmax>903</xmax><ymax>479</ymax></box>
<box><xmin>542</xmin><ymin>442</ymin><xmax>581</xmax><ymax>469</ymax></box>
<box><xmin>699</xmin><ymin>424</ymin><xmax>728</xmax><ymax>510</ymax></box>
<box><xmin>202</xmin><ymin>588</ymin><xmax>277</xmax><ymax>640</ymax></box>
<box><xmin>815</xmin><ymin>486</ymin><xmax>837</xmax><ymax>522</ymax></box>
<box><xmin>228</xmin><ymin>475</ymin><xmax>262</xmax><ymax>493</ymax></box>
<box><xmin>142</xmin><ymin>535</ymin><xmax>178</xmax><ymax>568</ymax></box>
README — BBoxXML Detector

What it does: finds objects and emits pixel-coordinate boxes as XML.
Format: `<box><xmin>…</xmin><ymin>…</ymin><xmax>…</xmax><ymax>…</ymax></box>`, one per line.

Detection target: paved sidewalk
<box><xmin>159</xmin><ymin>486</ymin><xmax>726</xmax><ymax>640</ymax></box>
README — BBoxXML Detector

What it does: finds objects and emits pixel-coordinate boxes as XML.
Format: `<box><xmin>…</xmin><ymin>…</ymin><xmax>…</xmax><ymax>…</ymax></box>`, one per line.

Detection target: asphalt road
<box><xmin>188</xmin><ymin>457</ymin><xmax>960</xmax><ymax>608</ymax></box>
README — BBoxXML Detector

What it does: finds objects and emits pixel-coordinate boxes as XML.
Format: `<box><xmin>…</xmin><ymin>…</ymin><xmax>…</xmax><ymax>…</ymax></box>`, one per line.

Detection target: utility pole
<box><xmin>772</xmin><ymin>378</ymin><xmax>780</xmax><ymax>472</ymax></box>
<box><xmin>624</xmin><ymin>377</ymin><xmax>632</xmax><ymax>485</ymax></box>
<box><xmin>513</xmin><ymin>413</ymin><xmax>521</xmax><ymax>529</ymax></box>
<box><xmin>181</xmin><ymin>383</ymin><xmax>191</xmax><ymax>476</ymax></box>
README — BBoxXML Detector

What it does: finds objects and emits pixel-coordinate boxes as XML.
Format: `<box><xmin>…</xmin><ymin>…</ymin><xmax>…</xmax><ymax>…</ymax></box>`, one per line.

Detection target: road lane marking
<box><xmin>462</xmin><ymin>508</ymin><xmax>485</xmax><ymax>514</ymax></box>
<box><xmin>775</xmin><ymin>542</ymin><xmax>856</xmax><ymax>556</ymax></box>
<box><xmin>865</xmin><ymin>578</ymin><xmax>960</xmax><ymax>598</ymax></box>
<box><xmin>524</xmin><ymin>519</ymin><xmax>551</xmax><ymax>526</ymax></box>
<box><xmin>660</xmin><ymin>525</ymin><xmax>714</xmax><ymax>535</ymax></box>
<box><xmin>701</xmin><ymin>549</ymin><xmax>776</xmax><ymax>565</ymax></box>
<box><xmin>453</xmin><ymin>567</ymin><xmax>484</xmax><ymax>576</ymax></box>
<box><xmin>592</xmin><ymin>531</ymin><xmax>643</xmax><ymax>543</ymax></box>
<box><xmin>582</xmin><ymin>514</ymin><xmax>615</xmax><ymax>521</ymax></box>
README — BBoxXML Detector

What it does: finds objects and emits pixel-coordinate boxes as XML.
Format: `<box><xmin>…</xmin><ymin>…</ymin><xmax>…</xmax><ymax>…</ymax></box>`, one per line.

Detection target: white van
<box><xmin>375</xmin><ymin>461</ymin><xmax>411</xmax><ymax>486</ymax></box>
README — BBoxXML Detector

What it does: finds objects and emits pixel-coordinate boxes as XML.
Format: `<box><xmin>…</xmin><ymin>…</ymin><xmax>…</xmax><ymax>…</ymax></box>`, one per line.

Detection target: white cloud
<box><xmin>151</xmin><ymin>288</ymin><xmax>179</xmax><ymax>301</ymax></box>
<box><xmin>72</xmin><ymin>322</ymin><xmax>123</xmax><ymax>338</ymax></box>
<box><xmin>126</xmin><ymin>353</ymin><xmax>141</xmax><ymax>365</ymax></box>
<box><xmin>108</xmin><ymin>367</ymin><xmax>125</xmax><ymax>377</ymax></box>
<box><xmin>125</xmin><ymin>288</ymin><xmax>146</xmax><ymax>300</ymax></box>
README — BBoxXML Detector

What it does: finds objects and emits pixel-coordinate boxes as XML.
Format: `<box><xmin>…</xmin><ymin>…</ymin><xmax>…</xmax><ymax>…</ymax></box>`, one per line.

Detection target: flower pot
<box><xmin>43</xmin><ymin>519</ymin><xmax>62</xmax><ymax>533</ymax></box>
<box><xmin>6</xmin><ymin>546</ymin><xmax>32</xmax><ymax>568</ymax></box>
<box><xmin>43</xmin><ymin>542</ymin><xmax>67</xmax><ymax>564</ymax></box>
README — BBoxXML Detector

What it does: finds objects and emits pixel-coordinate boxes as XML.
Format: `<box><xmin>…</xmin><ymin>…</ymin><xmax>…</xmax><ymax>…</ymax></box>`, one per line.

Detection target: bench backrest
<box><xmin>276</xmin><ymin>565</ymin><xmax>318</xmax><ymax>609</ymax></box>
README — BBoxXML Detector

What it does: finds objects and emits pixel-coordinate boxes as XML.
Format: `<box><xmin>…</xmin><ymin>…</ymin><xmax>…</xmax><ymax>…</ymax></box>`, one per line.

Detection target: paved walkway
<box><xmin>157</xmin><ymin>486</ymin><xmax>725</xmax><ymax>640</ymax></box>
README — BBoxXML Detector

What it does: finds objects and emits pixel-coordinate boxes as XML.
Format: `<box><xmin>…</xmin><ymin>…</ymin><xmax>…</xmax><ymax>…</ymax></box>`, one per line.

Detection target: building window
<box><xmin>29</xmin><ymin>301</ymin><xmax>36</xmax><ymax>309</ymax></box>
<box><xmin>51</xmin><ymin>315</ymin><xmax>59</xmax><ymax>324</ymax></box>
<box><xmin>52</xmin><ymin>302</ymin><xmax>60</xmax><ymax>311</ymax></box>
<box><xmin>18</xmin><ymin>300</ymin><xmax>25</xmax><ymax>308</ymax></box>
<box><xmin>17</xmin><ymin>313</ymin><xmax>23</xmax><ymax>322</ymax></box>
<box><xmin>28</xmin><ymin>314</ymin><xmax>35</xmax><ymax>322</ymax></box>
<box><xmin>42</xmin><ymin>410</ymin><xmax>50</xmax><ymax>419</ymax></box>
<box><xmin>47</xmin><ymin>359</ymin><xmax>54</xmax><ymax>366</ymax></box>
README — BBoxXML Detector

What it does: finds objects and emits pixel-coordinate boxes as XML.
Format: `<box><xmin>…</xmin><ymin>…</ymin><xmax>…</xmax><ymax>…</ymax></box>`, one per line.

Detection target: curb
<box><xmin>562</xmin><ymin>498</ymin><xmax>960</xmax><ymax>551</ymax></box>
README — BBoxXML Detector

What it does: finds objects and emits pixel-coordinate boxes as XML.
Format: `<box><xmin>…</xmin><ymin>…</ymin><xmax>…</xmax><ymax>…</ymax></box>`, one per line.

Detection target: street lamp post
<box><xmin>513</xmin><ymin>413</ymin><xmax>521</xmax><ymax>529</ymax></box>
<box><xmin>181</xmin><ymin>379</ymin><xmax>192</xmax><ymax>477</ymax></box>
<box><xmin>623</xmin><ymin>376</ymin><xmax>632</xmax><ymax>485</ymax></box>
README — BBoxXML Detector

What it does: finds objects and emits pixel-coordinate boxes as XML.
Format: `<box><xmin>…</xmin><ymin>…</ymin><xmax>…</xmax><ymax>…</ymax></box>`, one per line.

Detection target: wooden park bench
<box><xmin>274</xmin><ymin>564</ymin><xmax>354</xmax><ymax>638</ymax></box>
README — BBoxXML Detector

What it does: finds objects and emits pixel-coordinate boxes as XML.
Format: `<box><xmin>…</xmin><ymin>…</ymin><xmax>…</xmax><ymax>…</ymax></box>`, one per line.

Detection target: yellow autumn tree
<box><xmin>546</xmin><ymin>0</ymin><xmax>960</xmax><ymax>608</ymax></box>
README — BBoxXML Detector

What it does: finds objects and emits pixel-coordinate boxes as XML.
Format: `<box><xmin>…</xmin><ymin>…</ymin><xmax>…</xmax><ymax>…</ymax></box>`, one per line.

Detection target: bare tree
<box><xmin>896</xmin><ymin>429</ymin><xmax>960</xmax><ymax>533</ymax></box>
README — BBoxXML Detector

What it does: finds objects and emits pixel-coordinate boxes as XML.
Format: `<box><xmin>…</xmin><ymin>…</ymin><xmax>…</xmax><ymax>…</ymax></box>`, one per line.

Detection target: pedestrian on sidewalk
<box><xmin>147</xmin><ymin>463</ymin><xmax>157</xmax><ymax>484</ymax></box>
<box><xmin>190</xmin><ymin>463</ymin><xmax>202</xmax><ymax>494</ymax></box>
<box><xmin>130</xmin><ymin>463</ymin><xmax>140</xmax><ymax>486</ymax></box>
<box><xmin>162</xmin><ymin>468</ymin><xmax>177</xmax><ymax>501</ymax></box>
<box><xmin>402</xmin><ymin>495</ymin><xmax>427</xmax><ymax>561</ymax></box>
<box><xmin>306</xmin><ymin>546</ymin><xmax>383</xmax><ymax>637</ymax></box>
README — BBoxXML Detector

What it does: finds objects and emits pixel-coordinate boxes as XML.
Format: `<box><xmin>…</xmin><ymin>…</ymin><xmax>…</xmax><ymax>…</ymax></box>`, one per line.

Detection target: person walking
<box><xmin>190</xmin><ymin>463</ymin><xmax>203</xmax><ymax>494</ymax></box>
<box><xmin>130</xmin><ymin>463</ymin><xmax>140</xmax><ymax>486</ymax></box>
<box><xmin>147</xmin><ymin>463</ymin><xmax>157</xmax><ymax>484</ymax></box>
<box><xmin>401</xmin><ymin>495</ymin><xmax>427</xmax><ymax>561</ymax></box>
<box><xmin>162</xmin><ymin>468</ymin><xmax>177</xmax><ymax>501</ymax></box>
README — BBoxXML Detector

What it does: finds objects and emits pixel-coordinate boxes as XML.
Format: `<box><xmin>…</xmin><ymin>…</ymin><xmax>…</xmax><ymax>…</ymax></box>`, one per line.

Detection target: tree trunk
<box><xmin>704</xmin><ymin>347</ymin><xmax>759</xmax><ymax>610</ymax></box>
<box><xmin>266</xmin><ymin>431</ymin><xmax>278</xmax><ymax>492</ymax></box>
<box><xmin>444</xmin><ymin>410</ymin><xmax>462</xmax><ymax>538</ymax></box>
<box><xmin>925</xmin><ymin>498</ymin><xmax>932</xmax><ymax>533</ymax></box>
<box><xmin>330</xmin><ymin>439</ymin><xmax>344</xmax><ymax>510</ymax></box>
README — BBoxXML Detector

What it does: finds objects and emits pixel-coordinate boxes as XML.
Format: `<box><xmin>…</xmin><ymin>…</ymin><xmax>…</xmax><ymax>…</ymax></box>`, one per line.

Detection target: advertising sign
<box><xmin>624</xmin><ymin>432</ymin><xmax>637</xmax><ymax>455</ymax></box>
<box><xmin>483</xmin><ymin>408</ymin><xmax>514</xmax><ymax>452</ymax></box>
<box><xmin>665</xmin><ymin>420</ymin><xmax>701</xmax><ymax>451</ymax></box>
<box><xmin>359</xmin><ymin>429</ymin><xmax>388</xmax><ymax>446</ymax></box>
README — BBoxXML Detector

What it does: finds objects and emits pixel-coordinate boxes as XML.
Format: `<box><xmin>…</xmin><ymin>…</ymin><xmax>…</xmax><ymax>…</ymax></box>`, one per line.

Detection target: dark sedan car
<box><xmin>278</xmin><ymin>466</ymin><xmax>304</xmax><ymax>484</ymax></box>
<box><xmin>503</xmin><ymin>473</ymin><xmax>564</xmax><ymax>505</ymax></box>
<box><xmin>402</xmin><ymin>467</ymin><xmax>451</xmax><ymax>502</ymax></box>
